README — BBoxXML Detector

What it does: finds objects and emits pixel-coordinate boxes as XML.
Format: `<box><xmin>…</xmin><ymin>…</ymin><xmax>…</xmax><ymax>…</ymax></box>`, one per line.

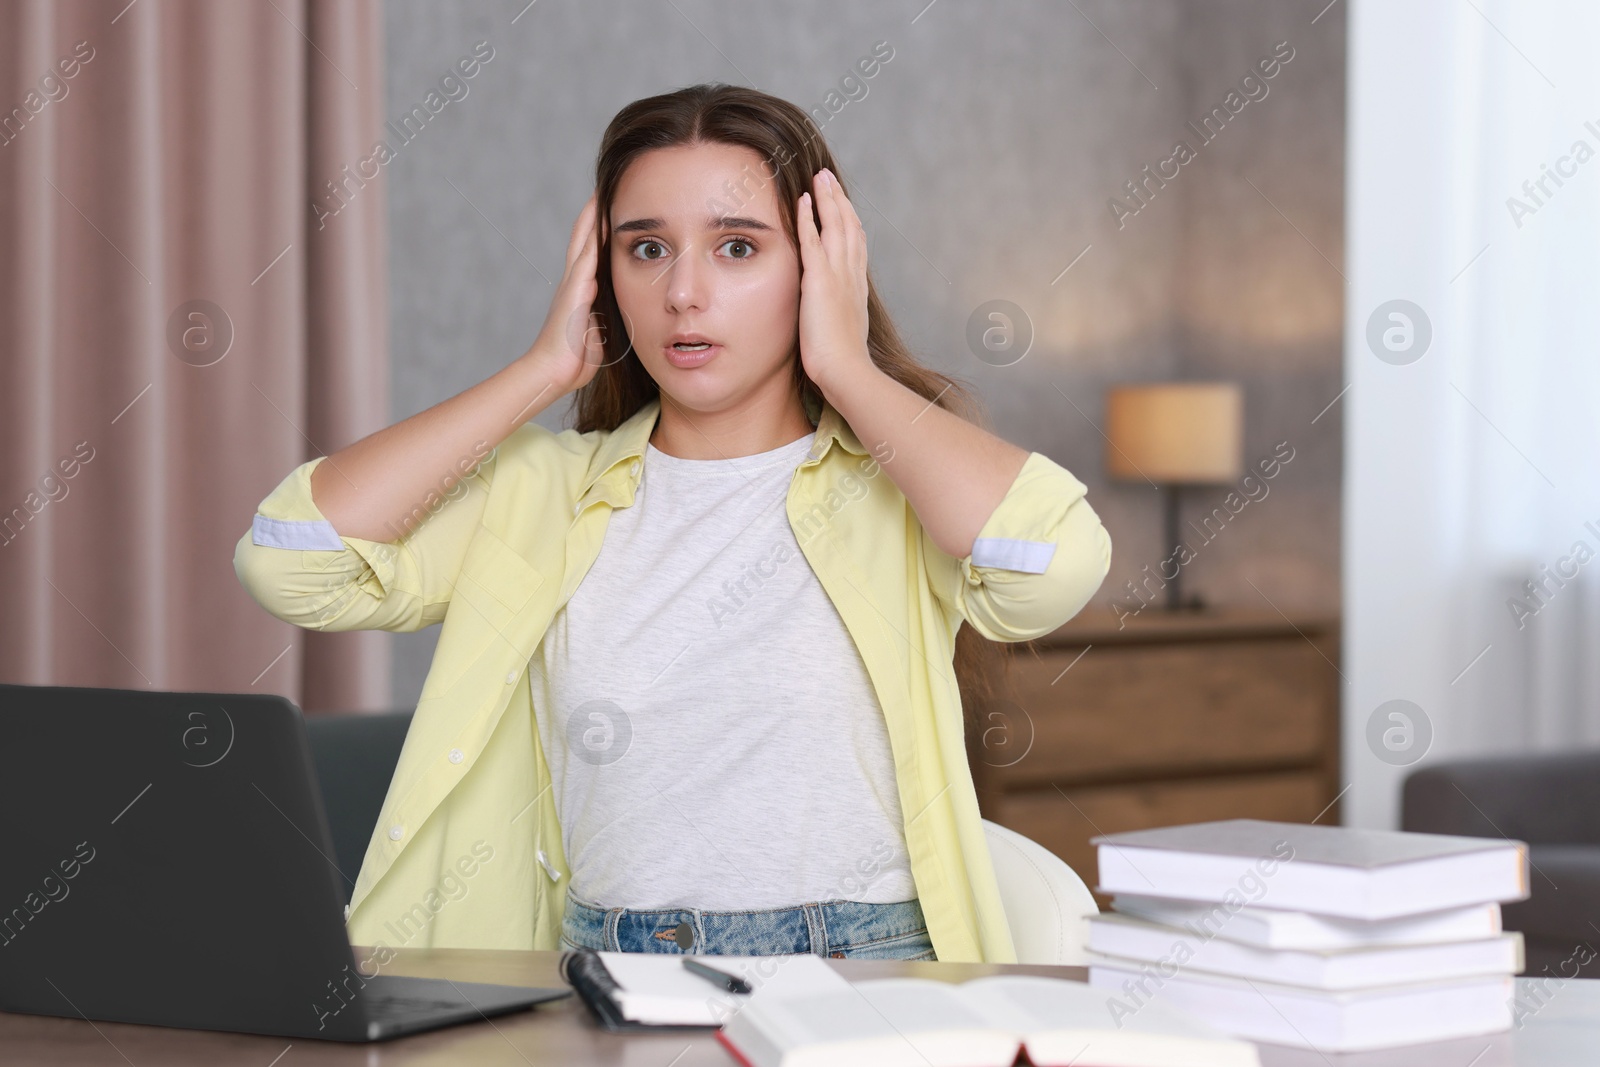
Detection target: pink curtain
<box><xmin>0</xmin><ymin>0</ymin><xmax>391</xmax><ymax>713</ymax></box>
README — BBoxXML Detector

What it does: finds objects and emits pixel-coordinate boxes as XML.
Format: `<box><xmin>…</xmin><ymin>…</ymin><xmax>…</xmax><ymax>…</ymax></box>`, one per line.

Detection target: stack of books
<box><xmin>1085</xmin><ymin>819</ymin><xmax>1530</xmax><ymax>1053</ymax></box>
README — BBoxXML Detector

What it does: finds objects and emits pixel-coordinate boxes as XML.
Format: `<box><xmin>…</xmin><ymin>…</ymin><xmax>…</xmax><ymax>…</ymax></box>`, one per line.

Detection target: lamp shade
<box><xmin>1104</xmin><ymin>382</ymin><xmax>1243</xmax><ymax>484</ymax></box>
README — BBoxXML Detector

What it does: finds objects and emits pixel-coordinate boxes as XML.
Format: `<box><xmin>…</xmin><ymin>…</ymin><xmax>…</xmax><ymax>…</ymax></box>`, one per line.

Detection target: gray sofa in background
<box><xmin>302</xmin><ymin>709</ymin><xmax>414</xmax><ymax>903</ymax></box>
<box><xmin>1403</xmin><ymin>751</ymin><xmax>1600</xmax><ymax>979</ymax></box>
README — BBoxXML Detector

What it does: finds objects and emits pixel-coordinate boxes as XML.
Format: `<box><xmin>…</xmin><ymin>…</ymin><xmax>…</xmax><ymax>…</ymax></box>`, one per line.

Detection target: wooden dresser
<box><xmin>967</xmin><ymin>608</ymin><xmax>1341</xmax><ymax>903</ymax></box>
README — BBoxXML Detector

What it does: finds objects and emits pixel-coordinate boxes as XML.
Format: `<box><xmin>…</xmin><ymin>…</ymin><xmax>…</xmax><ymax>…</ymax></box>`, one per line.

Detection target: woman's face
<box><xmin>607</xmin><ymin>142</ymin><xmax>800</xmax><ymax>414</ymax></box>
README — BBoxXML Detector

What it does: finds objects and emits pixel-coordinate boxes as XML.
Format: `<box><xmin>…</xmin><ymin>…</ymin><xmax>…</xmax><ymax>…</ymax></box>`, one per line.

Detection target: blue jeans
<box><xmin>559</xmin><ymin>885</ymin><xmax>937</xmax><ymax>960</ymax></box>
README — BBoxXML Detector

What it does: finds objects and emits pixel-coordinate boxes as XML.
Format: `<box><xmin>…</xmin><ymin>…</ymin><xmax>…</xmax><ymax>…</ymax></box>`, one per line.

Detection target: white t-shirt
<box><xmin>527</xmin><ymin>428</ymin><xmax>917</xmax><ymax>910</ymax></box>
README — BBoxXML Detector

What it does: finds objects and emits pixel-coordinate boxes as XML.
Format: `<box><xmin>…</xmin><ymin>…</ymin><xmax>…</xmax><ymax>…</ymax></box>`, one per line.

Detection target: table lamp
<box><xmin>1104</xmin><ymin>382</ymin><xmax>1243</xmax><ymax>611</ymax></box>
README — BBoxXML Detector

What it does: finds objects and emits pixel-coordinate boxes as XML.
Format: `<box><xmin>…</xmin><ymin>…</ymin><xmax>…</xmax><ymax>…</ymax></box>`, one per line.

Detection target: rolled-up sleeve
<box><xmin>922</xmin><ymin>451</ymin><xmax>1112</xmax><ymax>643</ymax></box>
<box><xmin>232</xmin><ymin>454</ymin><xmax>492</xmax><ymax>634</ymax></box>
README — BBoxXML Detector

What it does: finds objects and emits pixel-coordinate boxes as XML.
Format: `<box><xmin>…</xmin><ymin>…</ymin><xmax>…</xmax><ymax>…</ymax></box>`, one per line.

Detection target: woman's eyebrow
<box><xmin>612</xmin><ymin>215</ymin><xmax>776</xmax><ymax>234</ymax></box>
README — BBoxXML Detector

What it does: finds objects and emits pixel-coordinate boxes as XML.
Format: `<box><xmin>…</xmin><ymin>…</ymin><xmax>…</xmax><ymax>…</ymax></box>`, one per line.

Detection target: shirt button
<box><xmin>629</xmin><ymin>460</ymin><xmax>640</xmax><ymax>477</ymax></box>
<box><xmin>448</xmin><ymin>748</ymin><xmax>464</xmax><ymax>764</ymax></box>
<box><xmin>388</xmin><ymin>825</ymin><xmax>404</xmax><ymax>841</ymax></box>
<box><xmin>505</xmin><ymin>670</ymin><xmax>519</xmax><ymax>684</ymax></box>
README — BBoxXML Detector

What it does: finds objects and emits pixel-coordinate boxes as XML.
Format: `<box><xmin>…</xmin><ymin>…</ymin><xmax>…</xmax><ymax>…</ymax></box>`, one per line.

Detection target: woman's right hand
<box><xmin>306</xmin><ymin>194</ymin><xmax>613</xmax><ymax>541</ymax></box>
<box><xmin>525</xmin><ymin>191</ymin><xmax>608</xmax><ymax>396</ymax></box>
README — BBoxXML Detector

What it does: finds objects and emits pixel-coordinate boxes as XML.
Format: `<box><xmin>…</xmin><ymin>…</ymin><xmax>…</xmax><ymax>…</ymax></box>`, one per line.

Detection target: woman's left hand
<box><xmin>796</xmin><ymin>167</ymin><xmax>875</xmax><ymax>396</ymax></box>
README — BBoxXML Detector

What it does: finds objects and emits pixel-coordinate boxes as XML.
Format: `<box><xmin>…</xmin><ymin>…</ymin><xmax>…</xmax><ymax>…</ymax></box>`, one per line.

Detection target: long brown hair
<box><xmin>569</xmin><ymin>82</ymin><xmax>1012</xmax><ymax>743</ymax></box>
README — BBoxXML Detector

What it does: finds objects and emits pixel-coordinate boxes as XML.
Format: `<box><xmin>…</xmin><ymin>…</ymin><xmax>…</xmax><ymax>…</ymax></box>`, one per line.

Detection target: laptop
<box><xmin>0</xmin><ymin>682</ymin><xmax>571</xmax><ymax>1042</ymax></box>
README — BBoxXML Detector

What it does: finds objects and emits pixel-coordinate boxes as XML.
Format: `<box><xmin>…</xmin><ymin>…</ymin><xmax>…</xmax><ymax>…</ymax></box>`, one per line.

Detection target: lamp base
<box><xmin>1160</xmin><ymin>485</ymin><xmax>1207</xmax><ymax>612</ymax></box>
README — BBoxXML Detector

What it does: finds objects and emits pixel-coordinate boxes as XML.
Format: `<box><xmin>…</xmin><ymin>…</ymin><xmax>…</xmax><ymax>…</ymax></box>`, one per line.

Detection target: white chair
<box><xmin>982</xmin><ymin>819</ymin><xmax>1099</xmax><ymax>965</ymax></box>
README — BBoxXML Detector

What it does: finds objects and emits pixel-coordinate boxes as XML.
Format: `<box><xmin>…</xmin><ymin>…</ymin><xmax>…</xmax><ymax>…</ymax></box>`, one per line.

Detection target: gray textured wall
<box><xmin>383</xmin><ymin>0</ymin><xmax>1346</xmax><ymax>707</ymax></box>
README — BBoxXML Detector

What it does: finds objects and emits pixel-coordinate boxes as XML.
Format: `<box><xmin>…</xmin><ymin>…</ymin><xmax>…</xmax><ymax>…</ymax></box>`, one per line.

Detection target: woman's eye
<box><xmin>630</xmin><ymin>238</ymin><xmax>752</xmax><ymax>261</ymax></box>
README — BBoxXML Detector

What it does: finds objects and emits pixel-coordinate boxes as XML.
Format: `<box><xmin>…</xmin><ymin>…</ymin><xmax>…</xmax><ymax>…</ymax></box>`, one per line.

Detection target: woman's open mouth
<box><xmin>664</xmin><ymin>341</ymin><xmax>719</xmax><ymax>368</ymax></box>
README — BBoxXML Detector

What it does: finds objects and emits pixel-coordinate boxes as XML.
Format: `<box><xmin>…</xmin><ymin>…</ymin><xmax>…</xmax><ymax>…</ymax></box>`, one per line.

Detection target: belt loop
<box><xmin>691</xmin><ymin>904</ymin><xmax>706</xmax><ymax>955</ymax></box>
<box><xmin>805</xmin><ymin>901</ymin><xmax>827</xmax><ymax>955</ymax></box>
<box><xmin>606</xmin><ymin>905</ymin><xmax>623</xmax><ymax>951</ymax></box>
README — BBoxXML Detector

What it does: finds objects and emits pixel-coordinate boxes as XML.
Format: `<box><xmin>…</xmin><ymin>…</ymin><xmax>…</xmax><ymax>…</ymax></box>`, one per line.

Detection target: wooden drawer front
<box><xmin>990</xmin><ymin>771</ymin><xmax>1328</xmax><ymax>890</ymax></box>
<box><xmin>993</xmin><ymin>639</ymin><xmax>1331</xmax><ymax>786</ymax></box>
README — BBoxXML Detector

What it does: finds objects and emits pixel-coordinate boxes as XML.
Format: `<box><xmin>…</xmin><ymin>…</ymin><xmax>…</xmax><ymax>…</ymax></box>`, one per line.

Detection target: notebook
<box><xmin>559</xmin><ymin>949</ymin><xmax>850</xmax><ymax>1030</ymax></box>
<box><xmin>717</xmin><ymin>972</ymin><xmax>1261</xmax><ymax>1067</ymax></box>
<box><xmin>1093</xmin><ymin>819</ymin><xmax>1529</xmax><ymax>919</ymax></box>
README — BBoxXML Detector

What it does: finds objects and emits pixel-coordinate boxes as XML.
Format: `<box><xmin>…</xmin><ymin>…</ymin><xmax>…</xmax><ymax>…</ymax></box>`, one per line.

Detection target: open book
<box><xmin>718</xmin><ymin>973</ymin><xmax>1260</xmax><ymax>1067</ymax></box>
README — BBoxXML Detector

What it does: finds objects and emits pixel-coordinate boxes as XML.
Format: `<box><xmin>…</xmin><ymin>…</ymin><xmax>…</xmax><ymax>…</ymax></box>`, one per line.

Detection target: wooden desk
<box><xmin>4</xmin><ymin>948</ymin><xmax>1595</xmax><ymax>1066</ymax></box>
<box><xmin>0</xmin><ymin>948</ymin><xmax>1074</xmax><ymax>1066</ymax></box>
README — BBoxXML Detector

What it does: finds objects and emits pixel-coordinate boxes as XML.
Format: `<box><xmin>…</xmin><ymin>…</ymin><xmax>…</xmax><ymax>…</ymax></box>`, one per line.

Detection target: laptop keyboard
<box><xmin>364</xmin><ymin>992</ymin><xmax>475</xmax><ymax>1018</ymax></box>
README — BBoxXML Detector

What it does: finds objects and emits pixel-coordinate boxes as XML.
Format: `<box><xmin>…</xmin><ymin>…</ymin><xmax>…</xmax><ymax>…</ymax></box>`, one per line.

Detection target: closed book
<box><xmin>1088</xmin><ymin>963</ymin><xmax>1514</xmax><ymax>1052</ymax></box>
<box><xmin>1108</xmin><ymin>894</ymin><xmax>1502</xmax><ymax>951</ymax></box>
<box><xmin>718</xmin><ymin>973</ymin><xmax>1260</xmax><ymax>1067</ymax></box>
<box><xmin>1087</xmin><ymin>913</ymin><xmax>1523</xmax><ymax>990</ymax></box>
<box><xmin>1093</xmin><ymin>819</ymin><xmax>1528</xmax><ymax>920</ymax></box>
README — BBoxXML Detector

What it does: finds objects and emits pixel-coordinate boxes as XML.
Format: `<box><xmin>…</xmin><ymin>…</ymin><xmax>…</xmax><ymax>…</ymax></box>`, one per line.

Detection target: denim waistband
<box><xmin>560</xmin><ymin>885</ymin><xmax>935</xmax><ymax>959</ymax></box>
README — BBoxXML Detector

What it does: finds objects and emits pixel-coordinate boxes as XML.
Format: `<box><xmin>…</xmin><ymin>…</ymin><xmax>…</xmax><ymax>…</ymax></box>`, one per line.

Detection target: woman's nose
<box><xmin>664</xmin><ymin>248</ymin><xmax>710</xmax><ymax>313</ymax></box>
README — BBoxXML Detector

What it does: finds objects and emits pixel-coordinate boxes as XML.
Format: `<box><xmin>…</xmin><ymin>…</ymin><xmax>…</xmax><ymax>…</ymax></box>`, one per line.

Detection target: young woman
<box><xmin>235</xmin><ymin>84</ymin><xmax>1110</xmax><ymax>964</ymax></box>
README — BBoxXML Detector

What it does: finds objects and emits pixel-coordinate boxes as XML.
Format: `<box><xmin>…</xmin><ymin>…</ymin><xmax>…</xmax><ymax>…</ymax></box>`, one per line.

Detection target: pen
<box><xmin>682</xmin><ymin>956</ymin><xmax>753</xmax><ymax>995</ymax></box>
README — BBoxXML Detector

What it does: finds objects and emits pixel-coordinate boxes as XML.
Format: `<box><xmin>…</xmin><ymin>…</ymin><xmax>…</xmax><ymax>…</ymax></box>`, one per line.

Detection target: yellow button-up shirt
<box><xmin>233</xmin><ymin>393</ymin><xmax>1110</xmax><ymax>963</ymax></box>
